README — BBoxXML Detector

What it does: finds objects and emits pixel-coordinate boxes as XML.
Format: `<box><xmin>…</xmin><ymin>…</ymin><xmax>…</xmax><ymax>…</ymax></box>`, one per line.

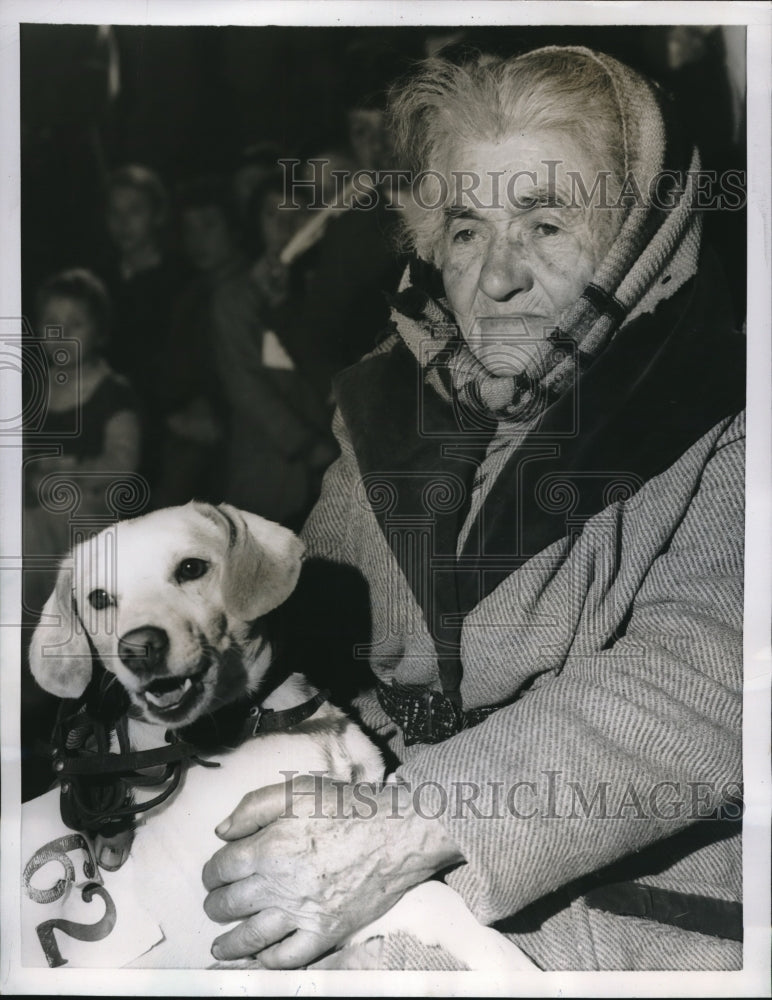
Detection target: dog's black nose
<box><xmin>118</xmin><ymin>627</ymin><xmax>169</xmax><ymax>674</ymax></box>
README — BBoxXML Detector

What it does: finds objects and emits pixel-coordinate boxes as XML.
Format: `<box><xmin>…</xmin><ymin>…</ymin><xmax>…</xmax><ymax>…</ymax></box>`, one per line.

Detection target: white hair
<box><xmin>389</xmin><ymin>47</ymin><xmax>627</xmax><ymax>265</ymax></box>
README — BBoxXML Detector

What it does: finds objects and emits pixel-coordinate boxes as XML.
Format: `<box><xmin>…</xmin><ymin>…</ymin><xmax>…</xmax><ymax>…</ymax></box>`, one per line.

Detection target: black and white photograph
<box><xmin>1</xmin><ymin>1</ymin><xmax>770</xmax><ymax>995</ymax></box>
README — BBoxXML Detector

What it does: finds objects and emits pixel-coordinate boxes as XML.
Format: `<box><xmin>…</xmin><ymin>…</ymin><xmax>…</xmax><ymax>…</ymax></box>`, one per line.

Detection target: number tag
<box><xmin>23</xmin><ymin>833</ymin><xmax>115</xmax><ymax>967</ymax></box>
<box><xmin>21</xmin><ymin>790</ymin><xmax>163</xmax><ymax>968</ymax></box>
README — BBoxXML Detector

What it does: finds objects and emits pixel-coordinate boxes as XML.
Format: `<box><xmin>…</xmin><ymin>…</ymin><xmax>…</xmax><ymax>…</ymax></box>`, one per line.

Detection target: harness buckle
<box><xmin>248</xmin><ymin>705</ymin><xmax>263</xmax><ymax>736</ymax></box>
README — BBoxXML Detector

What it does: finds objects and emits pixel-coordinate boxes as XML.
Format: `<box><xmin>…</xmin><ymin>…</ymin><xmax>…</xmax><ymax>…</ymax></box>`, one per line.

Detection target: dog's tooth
<box><xmin>144</xmin><ymin>675</ymin><xmax>196</xmax><ymax>710</ymax></box>
<box><xmin>145</xmin><ymin>689</ymin><xmax>169</xmax><ymax>707</ymax></box>
<box><xmin>146</xmin><ymin>687</ymin><xmax>182</xmax><ymax>709</ymax></box>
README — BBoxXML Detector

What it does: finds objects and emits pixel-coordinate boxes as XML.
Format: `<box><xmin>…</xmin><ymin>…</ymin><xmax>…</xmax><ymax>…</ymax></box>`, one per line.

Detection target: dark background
<box><xmin>20</xmin><ymin>23</ymin><xmax>747</xmax><ymax>320</ymax></box>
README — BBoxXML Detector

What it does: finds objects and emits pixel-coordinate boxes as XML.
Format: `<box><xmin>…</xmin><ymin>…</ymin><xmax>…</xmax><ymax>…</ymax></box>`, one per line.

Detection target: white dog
<box><xmin>28</xmin><ymin>501</ymin><xmax>385</xmax><ymax>966</ymax></box>
<box><xmin>27</xmin><ymin>501</ymin><xmax>536</xmax><ymax>971</ymax></box>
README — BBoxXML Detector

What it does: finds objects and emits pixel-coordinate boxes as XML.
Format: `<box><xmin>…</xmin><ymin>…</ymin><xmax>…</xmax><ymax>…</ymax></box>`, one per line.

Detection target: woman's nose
<box><xmin>478</xmin><ymin>232</ymin><xmax>533</xmax><ymax>301</ymax></box>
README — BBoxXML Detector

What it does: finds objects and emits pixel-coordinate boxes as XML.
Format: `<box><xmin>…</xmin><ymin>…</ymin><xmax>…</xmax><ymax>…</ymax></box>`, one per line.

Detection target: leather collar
<box><xmin>236</xmin><ymin>689</ymin><xmax>330</xmax><ymax>743</ymax></box>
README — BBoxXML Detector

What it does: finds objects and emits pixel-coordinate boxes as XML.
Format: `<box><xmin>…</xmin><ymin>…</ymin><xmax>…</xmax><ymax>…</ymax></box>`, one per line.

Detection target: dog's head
<box><xmin>29</xmin><ymin>502</ymin><xmax>304</xmax><ymax>728</ymax></box>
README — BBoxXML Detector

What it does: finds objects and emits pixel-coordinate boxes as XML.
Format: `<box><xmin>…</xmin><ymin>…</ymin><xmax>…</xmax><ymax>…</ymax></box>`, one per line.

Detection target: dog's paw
<box><xmin>95</xmin><ymin>828</ymin><xmax>135</xmax><ymax>871</ymax></box>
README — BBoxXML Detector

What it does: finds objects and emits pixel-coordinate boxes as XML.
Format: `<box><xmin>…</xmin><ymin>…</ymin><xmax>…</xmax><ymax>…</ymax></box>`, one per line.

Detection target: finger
<box><xmin>202</xmin><ymin>832</ymin><xmax>264</xmax><ymax>891</ymax></box>
<box><xmin>258</xmin><ymin>928</ymin><xmax>332</xmax><ymax>970</ymax></box>
<box><xmin>210</xmin><ymin>908</ymin><xmax>295</xmax><ymax>962</ymax></box>
<box><xmin>215</xmin><ymin>780</ymin><xmax>295</xmax><ymax>840</ymax></box>
<box><xmin>204</xmin><ymin>872</ymin><xmax>272</xmax><ymax>922</ymax></box>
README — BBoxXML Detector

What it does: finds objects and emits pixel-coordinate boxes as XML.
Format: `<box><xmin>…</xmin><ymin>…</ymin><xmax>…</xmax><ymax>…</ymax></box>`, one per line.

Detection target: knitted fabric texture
<box><xmin>393</xmin><ymin>46</ymin><xmax>703</xmax><ymax>422</ymax></box>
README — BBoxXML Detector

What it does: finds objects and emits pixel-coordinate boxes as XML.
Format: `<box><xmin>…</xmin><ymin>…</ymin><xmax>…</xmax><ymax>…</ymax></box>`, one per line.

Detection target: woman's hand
<box><xmin>202</xmin><ymin>774</ymin><xmax>463</xmax><ymax>968</ymax></box>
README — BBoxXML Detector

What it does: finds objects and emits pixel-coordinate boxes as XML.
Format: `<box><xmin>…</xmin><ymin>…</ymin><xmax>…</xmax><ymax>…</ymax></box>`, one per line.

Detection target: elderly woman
<box><xmin>202</xmin><ymin>47</ymin><xmax>745</xmax><ymax>970</ymax></box>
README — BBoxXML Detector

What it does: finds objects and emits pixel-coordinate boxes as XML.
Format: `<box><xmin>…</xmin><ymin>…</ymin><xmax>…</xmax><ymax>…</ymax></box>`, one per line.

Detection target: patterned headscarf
<box><xmin>392</xmin><ymin>46</ymin><xmax>703</xmax><ymax>422</ymax></box>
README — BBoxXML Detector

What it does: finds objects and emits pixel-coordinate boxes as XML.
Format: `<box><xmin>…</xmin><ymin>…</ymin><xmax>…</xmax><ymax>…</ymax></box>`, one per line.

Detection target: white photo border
<box><xmin>2</xmin><ymin>2</ymin><xmax>769</xmax><ymax>996</ymax></box>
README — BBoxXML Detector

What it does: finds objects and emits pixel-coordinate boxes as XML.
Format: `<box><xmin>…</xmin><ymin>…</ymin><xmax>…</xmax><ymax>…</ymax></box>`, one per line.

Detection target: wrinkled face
<box><xmin>440</xmin><ymin>131</ymin><xmax>618</xmax><ymax>376</ymax></box>
<box><xmin>70</xmin><ymin>507</ymin><xmax>258</xmax><ymax>727</ymax></box>
<box><xmin>107</xmin><ymin>185</ymin><xmax>159</xmax><ymax>254</ymax></box>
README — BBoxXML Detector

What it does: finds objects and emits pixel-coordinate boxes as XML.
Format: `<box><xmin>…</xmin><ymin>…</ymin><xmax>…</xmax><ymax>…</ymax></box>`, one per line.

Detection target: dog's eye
<box><xmin>88</xmin><ymin>589</ymin><xmax>115</xmax><ymax>610</ymax></box>
<box><xmin>176</xmin><ymin>558</ymin><xmax>209</xmax><ymax>583</ymax></box>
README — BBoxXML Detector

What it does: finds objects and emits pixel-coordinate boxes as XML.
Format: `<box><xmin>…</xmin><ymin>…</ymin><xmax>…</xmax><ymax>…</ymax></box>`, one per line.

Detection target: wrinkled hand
<box><xmin>202</xmin><ymin>774</ymin><xmax>462</xmax><ymax>968</ymax></box>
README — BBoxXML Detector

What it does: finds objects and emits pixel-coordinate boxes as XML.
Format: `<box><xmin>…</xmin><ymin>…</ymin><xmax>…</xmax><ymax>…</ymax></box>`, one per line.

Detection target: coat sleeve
<box><xmin>299</xmin><ymin>404</ymin><xmax>360</xmax><ymax>561</ymax></box>
<box><xmin>396</xmin><ymin>413</ymin><xmax>745</xmax><ymax>926</ymax></box>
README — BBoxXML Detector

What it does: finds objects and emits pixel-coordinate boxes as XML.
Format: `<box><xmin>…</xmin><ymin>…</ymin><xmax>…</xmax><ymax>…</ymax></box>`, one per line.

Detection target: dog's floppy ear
<box><xmin>28</xmin><ymin>559</ymin><xmax>93</xmax><ymax>698</ymax></box>
<box><xmin>216</xmin><ymin>503</ymin><xmax>305</xmax><ymax>621</ymax></box>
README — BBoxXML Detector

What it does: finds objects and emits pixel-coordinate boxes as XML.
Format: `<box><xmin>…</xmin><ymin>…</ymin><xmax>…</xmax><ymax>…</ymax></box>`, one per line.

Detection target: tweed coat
<box><xmin>297</xmin><ymin>264</ymin><xmax>745</xmax><ymax>969</ymax></box>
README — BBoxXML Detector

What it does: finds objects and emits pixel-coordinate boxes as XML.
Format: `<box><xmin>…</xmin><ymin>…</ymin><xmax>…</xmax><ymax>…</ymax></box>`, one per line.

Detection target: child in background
<box><xmin>24</xmin><ymin>268</ymin><xmax>142</xmax><ymax>561</ymax></box>
<box><xmin>99</xmin><ymin>165</ymin><xmax>181</xmax><ymax>493</ymax></box>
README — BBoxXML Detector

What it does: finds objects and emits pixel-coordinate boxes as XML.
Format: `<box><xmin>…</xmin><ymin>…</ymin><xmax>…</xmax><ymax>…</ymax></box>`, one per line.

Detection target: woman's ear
<box><xmin>216</xmin><ymin>504</ymin><xmax>305</xmax><ymax>622</ymax></box>
<box><xmin>28</xmin><ymin>560</ymin><xmax>93</xmax><ymax>698</ymax></box>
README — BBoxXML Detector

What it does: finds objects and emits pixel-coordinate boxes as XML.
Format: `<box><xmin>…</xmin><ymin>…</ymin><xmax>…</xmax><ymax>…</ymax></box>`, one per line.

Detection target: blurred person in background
<box><xmin>269</xmin><ymin>40</ymin><xmax>410</xmax><ymax>405</ymax></box>
<box><xmin>158</xmin><ymin>175</ymin><xmax>333</xmax><ymax>527</ymax></box>
<box><xmin>98</xmin><ymin>164</ymin><xmax>182</xmax><ymax>494</ymax></box>
<box><xmin>24</xmin><ymin>268</ymin><xmax>142</xmax><ymax>561</ymax></box>
<box><xmin>232</xmin><ymin>139</ymin><xmax>285</xmax><ymax>224</ymax></box>
<box><xmin>152</xmin><ymin>175</ymin><xmax>235</xmax><ymax>508</ymax></box>
<box><xmin>246</xmin><ymin>164</ymin><xmax>311</xmax><ymax>311</ymax></box>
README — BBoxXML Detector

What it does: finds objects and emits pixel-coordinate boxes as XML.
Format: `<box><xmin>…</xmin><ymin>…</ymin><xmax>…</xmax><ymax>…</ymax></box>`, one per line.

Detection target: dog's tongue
<box><xmin>145</xmin><ymin>676</ymin><xmax>192</xmax><ymax>709</ymax></box>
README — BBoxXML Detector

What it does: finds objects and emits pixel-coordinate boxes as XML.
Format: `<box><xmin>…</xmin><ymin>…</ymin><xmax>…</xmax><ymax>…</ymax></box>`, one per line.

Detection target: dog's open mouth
<box><xmin>142</xmin><ymin>666</ymin><xmax>209</xmax><ymax>715</ymax></box>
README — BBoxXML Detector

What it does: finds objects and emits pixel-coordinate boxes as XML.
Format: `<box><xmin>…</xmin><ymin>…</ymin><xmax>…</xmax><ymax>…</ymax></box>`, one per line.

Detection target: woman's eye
<box><xmin>88</xmin><ymin>589</ymin><xmax>115</xmax><ymax>610</ymax></box>
<box><xmin>176</xmin><ymin>558</ymin><xmax>209</xmax><ymax>583</ymax></box>
<box><xmin>534</xmin><ymin>222</ymin><xmax>560</xmax><ymax>236</ymax></box>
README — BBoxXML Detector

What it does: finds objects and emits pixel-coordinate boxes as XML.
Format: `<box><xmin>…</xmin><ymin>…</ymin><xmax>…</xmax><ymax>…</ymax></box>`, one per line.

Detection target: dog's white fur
<box><xmin>28</xmin><ymin>501</ymin><xmax>536</xmax><ymax>971</ymax></box>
